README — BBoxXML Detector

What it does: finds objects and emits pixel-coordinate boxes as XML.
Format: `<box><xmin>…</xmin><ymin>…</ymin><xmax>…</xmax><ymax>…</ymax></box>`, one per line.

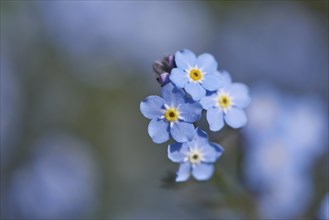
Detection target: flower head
<box><xmin>140</xmin><ymin>83</ymin><xmax>202</xmax><ymax>144</ymax></box>
<box><xmin>168</xmin><ymin>128</ymin><xmax>223</xmax><ymax>182</ymax></box>
<box><xmin>169</xmin><ymin>49</ymin><xmax>222</xmax><ymax>101</ymax></box>
<box><xmin>200</xmin><ymin>71</ymin><xmax>250</xmax><ymax>131</ymax></box>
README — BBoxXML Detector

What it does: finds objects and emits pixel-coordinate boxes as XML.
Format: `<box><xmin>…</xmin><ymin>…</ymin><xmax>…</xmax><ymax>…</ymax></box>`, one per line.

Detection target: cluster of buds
<box><xmin>152</xmin><ymin>55</ymin><xmax>176</xmax><ymax>86</ymax></box>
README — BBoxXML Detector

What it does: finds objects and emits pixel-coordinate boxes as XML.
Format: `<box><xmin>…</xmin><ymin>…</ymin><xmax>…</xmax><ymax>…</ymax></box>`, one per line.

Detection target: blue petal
<box><xmin>206</xmin><ymin>108</ymin><xmax>224</xmax><ymax>131</ymax></box>
<box><xmin>168</xmin><ymin>143</ymin><xmax>188</xmax><ymax>163</ymax></box>
<box><xmin>161</xmin><ymin>83</ymin><xmax>186</xmax><ymax>106</ymax></box>
<box><xmin>192</xmin><ymin>128</ymin><xmax>224</xmax><ymax>162</ymax></box>
<box><xmin>184</xmin><ymin>83</ymin><xmax>206</xmax><ymax>101</ymax></box>
<box><xmin>219</xmin><ymin>71</ymin><xmax>232</xmax><ymax>89</ymax></box>
<box><xmin>179</xmin><ymin>102</ymin><xmax>202</xmax><ymax>123</ymax></box>
<box><xmin>224</xmin><ymin>108</ymin><xmax>247</xmax><ymax>128</ymax></box>
<box><xmin>200</xmin><ymin>93</ymin><xmax>217</xmax><ymax>110</ymax></box>
<box><xmin>169</xmin><ymin>68</ymin><xmax>188</xmax><ymax>88</ymax></box>
<box><xmin>148</xmin><ymin>118</ymin><xmax>169</xmax><ymax>144</ymax></box>
<box><xmin>230</xmin><ymin>83</ymin><xmax>250</xmax><ymax>108</ymax></box>
<box><xmin>194</xmin><ymin>128</ymin><xmax>209</xmax><ymax>145</ymax></box>
<box><xmin>176</xmin><ymin>162</ymin><xmax>191</xmax><ymax>182</ymax></box>
<box><xmin>170</xmin><ymin>122</ymin><xmax>195</xmax><ymax>143</ymax></box>
<box><xmin>192</xmin><ymin>163</ymin><xmax>214</xmax><ymax>181</ymax></box>
<box><xmin>202</xmin><ymin>142</ymin><xmax>223</xmax><ymax>163</ymax></box>
<box><xmin>175</xmin><ymin>49</ymin><xmax>196</xmax><ymax>70</ymax></box>
<box><xmin>196</xmin><ymin>53</ymin><xmax>217</xmax><ymax>73</ymax></box>
<box><xmin>140</xmin><ymin>96</ymin><xmax>165</xmax><ymax>119</ymax></box>
<box><xmin>202</xmin><ymin>72</ymin><xmax>222</xmax><ymax>91</ymax></box>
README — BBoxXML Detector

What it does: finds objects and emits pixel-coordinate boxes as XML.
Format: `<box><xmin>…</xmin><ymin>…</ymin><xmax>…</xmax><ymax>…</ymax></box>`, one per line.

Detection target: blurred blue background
<box><xmin>1</xmin><ymin>1</ymin><xmax>328</xmax><ymax>219</ymax></box>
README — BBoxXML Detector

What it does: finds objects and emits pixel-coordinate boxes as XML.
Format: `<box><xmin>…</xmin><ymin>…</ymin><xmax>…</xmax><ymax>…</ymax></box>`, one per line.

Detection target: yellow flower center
<box><xmin>164</xmin><ymin>108</ymin><xmax>179</xmax><ymax>122</ymax></box>
<box><xmin>189</xmin><ymin>68</ymin><xmax>203</xmax><ymax>81</ymax></box>
<box><xmin>188</xmin><ymin>150</ymin><xmax>203</xmax><ymax>164</ymax></box>
<box><xmin>218</xmin><ymin>95</ymin><xmax>231</xmax><ymax>109</ymax></box>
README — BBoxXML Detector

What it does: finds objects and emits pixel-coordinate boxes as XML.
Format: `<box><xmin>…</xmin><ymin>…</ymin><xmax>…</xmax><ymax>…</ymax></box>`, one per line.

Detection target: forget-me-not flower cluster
<box><xmin>140</xmin><ymin>49</ymin><xmax>250</xmax><ymax>182</ymax></box>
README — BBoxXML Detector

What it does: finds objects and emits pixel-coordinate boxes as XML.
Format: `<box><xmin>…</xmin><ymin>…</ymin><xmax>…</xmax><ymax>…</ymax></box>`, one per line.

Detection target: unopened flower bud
<box><xmin>153</xmin><ymin>54</ymin><xmax>176</xmax><ymax>86</ymax></box>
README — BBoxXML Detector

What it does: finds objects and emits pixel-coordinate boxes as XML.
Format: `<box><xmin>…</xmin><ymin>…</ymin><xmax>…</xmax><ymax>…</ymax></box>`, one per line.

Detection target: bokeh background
<box><xmin>1</xmin><ymin>1</ymin><xmax>328</xmax><ymax>219</ymax></box>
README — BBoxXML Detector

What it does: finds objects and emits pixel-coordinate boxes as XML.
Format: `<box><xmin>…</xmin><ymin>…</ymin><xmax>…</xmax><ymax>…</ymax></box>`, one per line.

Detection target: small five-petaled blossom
<box><xmin>169</xmin><ymin>49</ymin><xmax>222</xmax><ymax>101</ymax></box>
<box><xmin>200</xmin><ymin>71</ymin><xmax>251</xmax><ymax>131</ymax></box>
<box><xmin>168</xmin><ymin>128</ymin><xmax>224</xmax><ymax>182</ymax></box>
<box><xmin>140</xmin><ymin>83</ymin><xmax>202</xmax><ymax>144</ymax></box>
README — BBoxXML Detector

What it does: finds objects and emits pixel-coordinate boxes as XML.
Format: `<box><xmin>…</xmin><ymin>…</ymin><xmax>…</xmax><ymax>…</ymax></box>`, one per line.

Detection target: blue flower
<box><xmin>200</xmin><ymin>71</ymin><xmax>250</xmax><ymax>131</ymax></box>
<box><xmin>169</xmin><ymin>49</ymin><xmax>222</xmax><ymax>101</ymax></box>
<box><xmin>168</xmin><ymin>128</ymin><xmax>223</xmax><ymax>182</ymax></box>
<box><xmin>140</xmin><ymin>83</ymin><xmax>202</xmax><ymax>144</ymax></box>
